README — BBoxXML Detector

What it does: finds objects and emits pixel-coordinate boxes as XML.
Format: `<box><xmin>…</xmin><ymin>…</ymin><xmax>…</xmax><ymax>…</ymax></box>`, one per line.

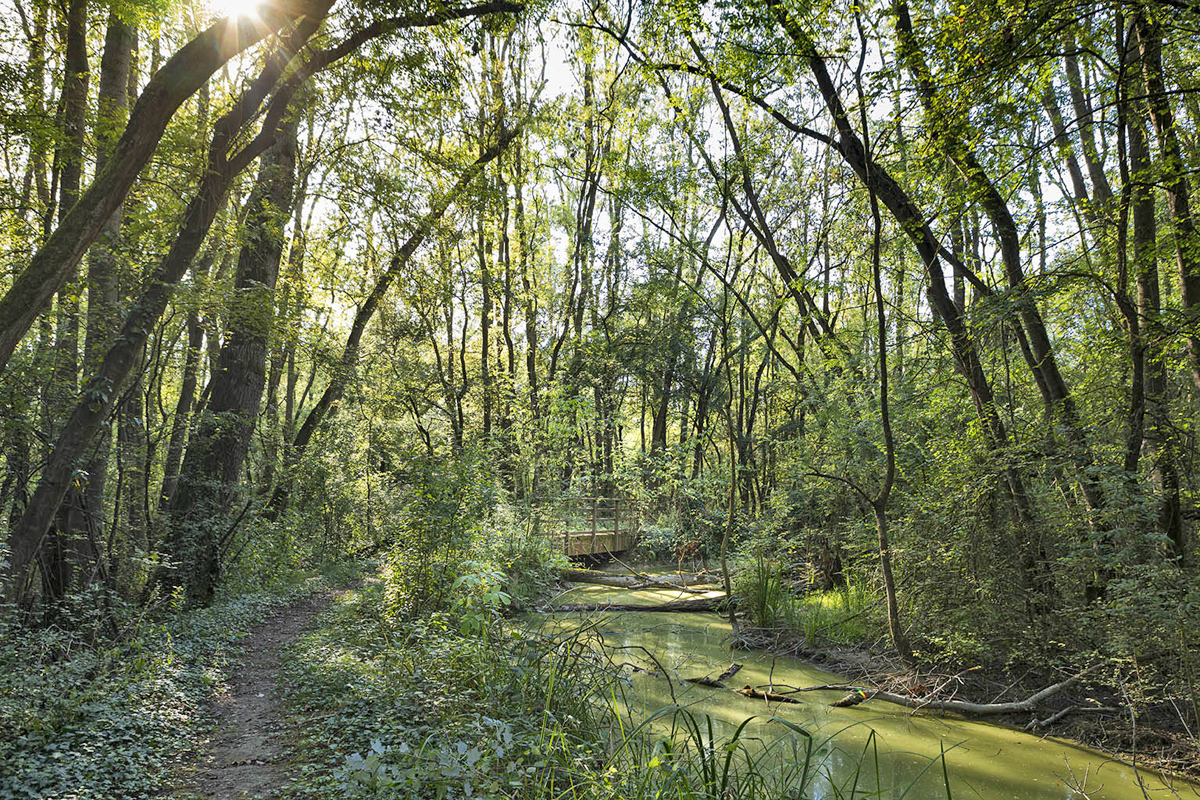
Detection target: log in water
<box><xmin>532</xmin><ymin>576</ymin><xmax>1198</xmax><ymax>800</ymax></box>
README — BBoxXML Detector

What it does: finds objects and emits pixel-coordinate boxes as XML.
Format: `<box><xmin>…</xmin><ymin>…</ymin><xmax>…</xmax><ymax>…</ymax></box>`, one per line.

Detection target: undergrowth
<box><xmin>277</xmin><ymin>578</ymin><xmax>949</xmax><ymax>799</ymax></box>
<box><xmin>0</xmin><ymin>575</ymin><xmax>329</xmax><ymax>799</ymax></box>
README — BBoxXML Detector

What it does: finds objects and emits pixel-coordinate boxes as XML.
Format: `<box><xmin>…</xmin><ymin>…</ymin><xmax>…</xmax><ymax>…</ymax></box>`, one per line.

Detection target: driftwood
<box><xmin>546</xmin><ymin>597</ymin><xmax>724</xmax><ymax>613</ymax></box>
<box><xmin>561</xmin><ymin>569</ymin><xmax>719</xmax><ymax>592</ymax></box>
<box><xmin>790</xmin><ymin>667</ymin><xmax>1101</xmax><ymax>715</ymax></box>
<box><xmin>737</xmin><ymin>684</ymin><xmax>803</xmax><ymax>704</ymax></box>
<box><xmin>1025</xmin><ymin>704</ymin><xmax>1120</xmax><ymax>730</ymax></box>
<box><xmin>684</xmin><ymin>663</ymin><xmax>743</xmax><ymax>687</ymax></box>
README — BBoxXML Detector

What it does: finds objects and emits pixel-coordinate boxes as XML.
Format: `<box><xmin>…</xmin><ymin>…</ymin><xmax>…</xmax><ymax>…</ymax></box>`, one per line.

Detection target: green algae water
<box><xmin>540</xmin><ymin>582</ymin><xmax>1199</xmax><ymax>800</ymax></box>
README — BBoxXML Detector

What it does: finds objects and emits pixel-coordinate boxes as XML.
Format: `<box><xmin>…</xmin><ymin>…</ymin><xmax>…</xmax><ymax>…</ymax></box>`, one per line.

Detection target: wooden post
<box><xmin>590</xmin><ymin>497</ymin><xmax>598</xmax><ymax>553</ymax></box>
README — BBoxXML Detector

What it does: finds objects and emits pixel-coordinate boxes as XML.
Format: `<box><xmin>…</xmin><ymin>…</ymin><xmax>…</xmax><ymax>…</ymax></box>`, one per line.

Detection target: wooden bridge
<box><xmin>560</xmin><ymin>497</ymin><xmax>637</xmax><ymax>559</ymax></box>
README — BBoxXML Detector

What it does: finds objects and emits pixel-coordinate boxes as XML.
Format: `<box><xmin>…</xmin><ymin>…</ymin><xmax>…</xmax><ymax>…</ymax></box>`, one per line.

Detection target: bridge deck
<box><xmin>559</xmin><ymin>497</ymin><xmax>637</xmax><ymax>557</ymax></box>
<box><xmin>562</xmin><ymin>530</ymin><xmax>638</xmax><ymax>557</ymax></box>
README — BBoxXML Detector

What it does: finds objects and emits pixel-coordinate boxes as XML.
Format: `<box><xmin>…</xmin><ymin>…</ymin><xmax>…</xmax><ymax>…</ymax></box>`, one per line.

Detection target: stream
<box><xmin>538</xmin><ymin>580</ymin><xmax>1199</xmax><ymax>799</ymax></box>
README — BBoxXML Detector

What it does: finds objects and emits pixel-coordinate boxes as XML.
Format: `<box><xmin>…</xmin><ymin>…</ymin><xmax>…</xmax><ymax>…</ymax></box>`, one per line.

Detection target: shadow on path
<box><xmin>186</xmin><ymin>590</ymin><xmax>336</xmax><ymax>800</ymax></box>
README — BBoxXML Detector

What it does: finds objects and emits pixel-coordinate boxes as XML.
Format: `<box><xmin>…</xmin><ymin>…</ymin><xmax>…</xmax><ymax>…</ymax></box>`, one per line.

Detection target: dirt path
<box><xmin>186</xmin><ymin>591</ymin><xmax>335</xmax><ymax>800</ymax></box>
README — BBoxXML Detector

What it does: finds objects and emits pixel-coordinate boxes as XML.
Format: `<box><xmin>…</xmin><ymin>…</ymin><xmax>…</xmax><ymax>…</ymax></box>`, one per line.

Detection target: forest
<box><xmin>1</xmin><ymin>0</ymin><xmax>1199</xmax><ymax>796</ymax></box>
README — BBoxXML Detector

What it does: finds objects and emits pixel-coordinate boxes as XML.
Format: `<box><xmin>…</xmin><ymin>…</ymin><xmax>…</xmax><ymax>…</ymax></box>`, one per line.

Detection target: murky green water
<box><xmin>541</xmin><ymin>582</ymin><xmax>1199</xmax><ymax>799</ymax></box>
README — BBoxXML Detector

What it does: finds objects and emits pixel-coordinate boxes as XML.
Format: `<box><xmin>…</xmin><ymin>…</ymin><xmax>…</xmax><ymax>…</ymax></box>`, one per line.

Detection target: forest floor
<box><xmin>178</xmin><ymin>589</ymin><xmax>341</xmax><ymax>800</ymax></box>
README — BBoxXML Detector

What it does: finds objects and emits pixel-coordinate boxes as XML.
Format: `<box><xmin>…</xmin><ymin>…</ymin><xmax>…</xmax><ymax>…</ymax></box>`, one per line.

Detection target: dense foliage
<box><xmin>1</xmin><ymin>0</ymin><xmax>1199</xmax><ymax>787</ymax></box>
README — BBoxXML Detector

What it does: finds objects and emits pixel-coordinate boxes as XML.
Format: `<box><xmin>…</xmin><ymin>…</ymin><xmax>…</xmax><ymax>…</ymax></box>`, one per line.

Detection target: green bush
<box><xmin>384</xmin><ymin>448</ymin><xmax>495</xmax><ymax>618</ymax></box>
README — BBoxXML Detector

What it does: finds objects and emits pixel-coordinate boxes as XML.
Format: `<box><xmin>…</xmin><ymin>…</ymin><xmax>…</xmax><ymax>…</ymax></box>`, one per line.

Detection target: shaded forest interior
<box><xmin>1</xmin><ymin>0</ymin><xmax>1200</xmax><ymax>787</ymax></box>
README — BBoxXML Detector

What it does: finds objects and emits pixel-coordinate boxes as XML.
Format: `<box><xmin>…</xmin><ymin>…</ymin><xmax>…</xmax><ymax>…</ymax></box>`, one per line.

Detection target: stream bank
<box><xmin>548</xmin><ymin>567</ymin><xmax>1200</xmax><ymax>798</ymax></box>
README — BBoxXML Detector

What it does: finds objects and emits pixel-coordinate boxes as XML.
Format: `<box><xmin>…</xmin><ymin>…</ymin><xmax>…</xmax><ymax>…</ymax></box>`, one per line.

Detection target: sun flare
<box><xmin>210</xmin><ymin>0</ymin><xmax>261</xmax><ymax>19</ymax></box>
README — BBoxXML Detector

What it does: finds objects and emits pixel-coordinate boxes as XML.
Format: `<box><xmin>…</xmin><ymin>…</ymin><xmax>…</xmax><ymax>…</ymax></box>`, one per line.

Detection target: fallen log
<box><xmin>606</xmin><ymin>555</ymin><xmax>713</xmax><ymax>595</ymax></box>
<box><xmin>546</xmin><ymin>597</ymin><xmax>725</xmax><ymax>613</ymax></box>
<box><xmin>737</xmin><ymin>685</ymin><xmax>803</xmax><ymax>704</ymax></box>
<box><xmin>561</xmin><ymin>569</ymin><xmax>719</xmax><ymax>592</ymax></box>
<box><xmin>684</xmin><ymin>676</ymin><xmax>726</xmax><ymax>688</ymax></box>
<box><xmin>790</xmin><ymin>666</ymin><xmax>1101</xmax><ymax>715</ymax></box>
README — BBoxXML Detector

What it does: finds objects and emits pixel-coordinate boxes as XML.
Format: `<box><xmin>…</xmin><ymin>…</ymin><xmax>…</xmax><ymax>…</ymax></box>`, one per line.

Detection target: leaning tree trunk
<box><xmin>164</xmin><ymin>115</ymin><xmax>300</xmax><ymax>607</ymax></box>
<box><xmin>1</xmin><ymin>2</ymin><xmax>522</xmax><ymax>603</ymax></box>
<box><xmin>2</xmin><ymin>51</ymin><xmax>318</xmax><ymax>604</ymax></box>
<box><xmin>0</xmin><ymin>1</ymin><xmax>332</xmax><ymax>374</ymax></box>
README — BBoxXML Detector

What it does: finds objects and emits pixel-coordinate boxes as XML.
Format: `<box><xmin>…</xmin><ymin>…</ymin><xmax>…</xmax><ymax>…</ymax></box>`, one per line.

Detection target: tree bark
<box><xmin>77</xmin><ymin>12</ymin><xmax>137</xmax><ymax>583</ymax></box>
<box><xmin>164</xmin><ymin>113</ymin><xmax>301</xmax><ymax>606</ymax></box>
<box><xmin>0</xmin><ymin>0</ymin><xmax>333</xmax><ymax>373</ymax></box>
<box><xmin>1128</xmin><ymin>46</ymin><xmax>1185</xmax><ymax>560</ymax></box>
<box><xmin>1135</xmin><ymin>13</ymin><xmax>1200</xmax><ymax>402</ymax></box>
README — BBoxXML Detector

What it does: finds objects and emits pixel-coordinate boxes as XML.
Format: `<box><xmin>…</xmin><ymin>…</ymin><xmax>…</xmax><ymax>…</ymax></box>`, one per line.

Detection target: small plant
<box><xmin>451</xmin><ymin>560</ymin><xmax>511</xmax><ymax>637</ymax></box>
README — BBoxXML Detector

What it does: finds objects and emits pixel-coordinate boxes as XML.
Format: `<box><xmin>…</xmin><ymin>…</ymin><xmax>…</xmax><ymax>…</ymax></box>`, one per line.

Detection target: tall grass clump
<box><xmin>734</xmin><ymin>554</ymin><xmax>789</xmax><ymax>629</ymax></box>
<box><xmin>734</xmin><ymin>555</ymin><xmax>879</xmax><ymax>646</ymax></box>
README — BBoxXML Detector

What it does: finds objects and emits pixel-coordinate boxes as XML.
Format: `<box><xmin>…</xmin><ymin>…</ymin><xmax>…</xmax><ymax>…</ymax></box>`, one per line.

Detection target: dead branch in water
<box><xmin>737</xmin><ymin>684</ymin><xmax>803</xmax><ymax>704</ymax></box>
<box><xmin>787</xmin><ymin>664</ymin><xmax>1106</xmax><ymax>715</ymax></box>
<box><xmin>1025</xmin><ymin>704</ymin><xmax>1120</xmax><ymax>730</ymax></box>
<box><xmin>545</xmin><ymin>597</ymin><xmax>725</xmax><ymax>613</ymax></box>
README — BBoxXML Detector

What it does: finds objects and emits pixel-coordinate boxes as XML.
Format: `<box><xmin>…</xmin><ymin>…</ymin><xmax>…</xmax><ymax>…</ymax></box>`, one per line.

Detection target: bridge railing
<box><xmin>558</xmin><ymin>497</ymin><xmax>639</xmax><ymax>557</ymax></box>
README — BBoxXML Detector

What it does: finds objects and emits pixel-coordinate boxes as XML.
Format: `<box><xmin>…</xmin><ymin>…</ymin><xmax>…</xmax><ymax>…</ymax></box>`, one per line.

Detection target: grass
<box><xmin>794</xmin><ymin>575</ymin><xmax>876</xmax><ymax>646</ymax></box>
<box><xmin>276</xmin><ymin>576</ymin><xmax>950</xmax><ymax>799</ymax></box>
<box><xmin>735</xmin><ymin>556</ymin><xmax>878</xmax><ymax>646</ymax></box>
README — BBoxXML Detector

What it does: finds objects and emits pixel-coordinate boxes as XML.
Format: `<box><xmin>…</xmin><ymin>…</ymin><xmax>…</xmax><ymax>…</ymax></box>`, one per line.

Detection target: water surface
<box><xmin>541</xmin><ymin>582</ymin><xmax>1198</xmax><ymax>799</ymax></box>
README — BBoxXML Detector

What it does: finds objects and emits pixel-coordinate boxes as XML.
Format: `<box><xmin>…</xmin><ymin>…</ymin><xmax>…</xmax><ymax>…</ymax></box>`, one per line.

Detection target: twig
<box><xmin>1025</xmin><ymin>705</ymin><xmax>1121</xmax><ymax>730</ymax></box>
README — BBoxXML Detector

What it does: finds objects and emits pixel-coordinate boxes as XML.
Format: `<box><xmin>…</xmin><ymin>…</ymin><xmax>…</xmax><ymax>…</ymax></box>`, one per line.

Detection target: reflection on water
<box><xmin>536</xmin><ymin>583</ymin><xmax>1199</xmax><ymax>800</ymax></box>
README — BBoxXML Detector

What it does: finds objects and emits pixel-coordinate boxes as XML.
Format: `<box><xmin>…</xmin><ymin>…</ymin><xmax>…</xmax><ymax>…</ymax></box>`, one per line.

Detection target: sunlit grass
<box><xmin>736</xmin><ymin>556</ymin><xmax>879</xmax><ymax>646</ymax></box>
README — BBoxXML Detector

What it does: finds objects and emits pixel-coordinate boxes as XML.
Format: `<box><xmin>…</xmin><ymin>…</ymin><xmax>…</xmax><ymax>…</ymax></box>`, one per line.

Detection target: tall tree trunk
<box><xmin>164</xmin><ymin>115</ymin><xmax>300</xmax><ymax>606</ymax></box>
<box><xmin>159</xmin><ymin>259</ymin><xmax>209</xmax><ymax>510</ymax></box>
<box><xmin>1128</xmin><ymin>52</ymin><xmax>1185</xmax><ymax>560</ymax></box>
<box><xmin>515</xmin><ymin>137</ymin><xmax>540</xmax><ymax>493</ymax></box>
<box><xmin>1135</xmin><ymin>13</ymin><xmax>1200</xmax><ymax>403</ymax></box>
<box><xmin>1064</xmin><ymin>41</ymin><xmax>1114</xmax><ymax>211</ymax></box>
<box><xmin>116</xmin><ymin>353</ymin><xmax>148</xmax><ymax>596</ymax></box>
<box><xmin>77</xmin><ymin>12</ymin><xmax>137</xmax><ymax>586</ymax></box>
<box><xmin>41</xmin><ymin>0</ymin><xmax>91</xmax><ymax>604</ymax></box>
<box><xmin>0</xmin><ymin>1</ymin><xmax>334</xmax><ymax>373</ymax></box>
